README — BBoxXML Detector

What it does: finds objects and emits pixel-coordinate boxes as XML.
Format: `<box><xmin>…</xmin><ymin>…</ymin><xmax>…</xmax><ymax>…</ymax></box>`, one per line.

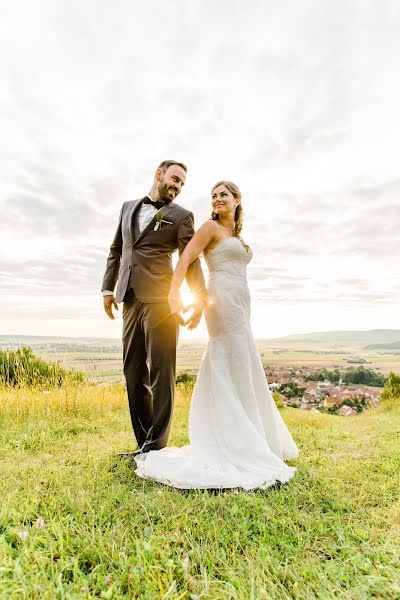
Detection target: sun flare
<box><xmin>180</xmin><ymin>287</ymin><xmax>194</xmax><ymax>309</ymax></box>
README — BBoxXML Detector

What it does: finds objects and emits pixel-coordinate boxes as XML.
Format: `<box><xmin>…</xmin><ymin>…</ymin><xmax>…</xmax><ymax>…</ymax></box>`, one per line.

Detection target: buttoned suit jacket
<box><xmin>102</xmin><ymin>197</ymin><xmax>206</xmax><ymax>304</ymax></box>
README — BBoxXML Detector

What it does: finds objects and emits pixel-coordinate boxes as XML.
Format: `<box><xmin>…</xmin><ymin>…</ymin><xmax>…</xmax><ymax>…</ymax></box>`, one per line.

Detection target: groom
<box><xmin>102</xmin><ymin>160</ymin><xmax>207</xmax><ymax>457</ymax></box>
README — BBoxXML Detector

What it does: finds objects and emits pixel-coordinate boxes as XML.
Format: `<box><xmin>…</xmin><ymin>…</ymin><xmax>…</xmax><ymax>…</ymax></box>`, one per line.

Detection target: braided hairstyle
<box><xmin>211</xmin><ymin>181</ymin><xmax>249</xmax><ymax>252</ymax></box>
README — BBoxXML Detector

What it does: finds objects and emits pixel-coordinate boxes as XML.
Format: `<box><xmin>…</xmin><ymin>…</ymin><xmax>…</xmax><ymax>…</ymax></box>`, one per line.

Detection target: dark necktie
<box><xmin>143</xmin><ymin>197</ymin><xmax>165</xmax><ymax>210</ymax></box>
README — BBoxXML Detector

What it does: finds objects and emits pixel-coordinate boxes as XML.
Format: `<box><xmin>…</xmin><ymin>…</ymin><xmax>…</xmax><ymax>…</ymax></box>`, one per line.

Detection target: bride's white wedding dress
<box><xmin>135</xmin><ymin>237</ymin><xmax>299</xmax><ymax>490</ymax></box>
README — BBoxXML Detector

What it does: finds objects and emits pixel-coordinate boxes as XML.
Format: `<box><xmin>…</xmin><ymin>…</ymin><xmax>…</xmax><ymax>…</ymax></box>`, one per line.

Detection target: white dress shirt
<box><xmin>138</xmin><ymin>195</ymin><xmax>160</xmax><ymax>232</ymax></box>
<box><xmin>102</xmin><ymin>195</ymin><xmax>159</xmax><ymax>296</ymax></box>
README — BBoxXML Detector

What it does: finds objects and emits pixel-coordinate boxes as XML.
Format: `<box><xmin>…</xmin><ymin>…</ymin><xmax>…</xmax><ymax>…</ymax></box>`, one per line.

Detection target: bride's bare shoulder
<box><xmin>202</xmin><ymin>221</ymin><xmax>229</xmax><ymax>254</ymax></box>
<box><xmin>192</xmin><ymin>220</ymin><xmax>220</xmax><ymax>255</ymax></box>
<box><xmin>197</xmin><ymin>219</ymin><xmax>219</xmax><ymax>233</ymax></box>
<box><xmin>194</xmin><ymin>219</ymin><xmax>220</xmax><ymax>241</ymax></box>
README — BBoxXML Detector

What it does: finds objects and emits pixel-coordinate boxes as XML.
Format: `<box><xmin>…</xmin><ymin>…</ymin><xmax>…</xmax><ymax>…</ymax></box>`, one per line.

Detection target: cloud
<box><xmin>1</xmin><ymin>0</ymin><xmax>399</xmax><ymax>337</ymax></box>
<box><xmin>1</xmin><ymin>245</ymin><xmax>106</xmax><ymax>295</ymax></box>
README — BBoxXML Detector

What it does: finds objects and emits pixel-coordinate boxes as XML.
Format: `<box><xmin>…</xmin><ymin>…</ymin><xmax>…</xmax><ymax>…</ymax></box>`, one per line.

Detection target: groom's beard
<box><xmin>158</xmin><ymin>180</ymin><xmax>179</xmax><ymax>202</ymax></box>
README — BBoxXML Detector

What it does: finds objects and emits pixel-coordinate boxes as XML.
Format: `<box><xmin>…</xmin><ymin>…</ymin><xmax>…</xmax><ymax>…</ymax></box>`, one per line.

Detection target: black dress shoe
<box><xmin>117</xmin><ymin>449</ymin><xmax>151</xmax><ymax>458</ymax></box>
<box><xmin>115</xmin><ymin>450</ymin><xmax>143</xmax><ymax>459</ymax></box>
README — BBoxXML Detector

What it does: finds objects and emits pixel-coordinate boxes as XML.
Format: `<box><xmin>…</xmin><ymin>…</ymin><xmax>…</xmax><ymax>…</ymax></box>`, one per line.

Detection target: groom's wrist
<box><xmin>102</xmin><ymin>290</ymin><xmax>114</xmax><ymax>296</ymax></box>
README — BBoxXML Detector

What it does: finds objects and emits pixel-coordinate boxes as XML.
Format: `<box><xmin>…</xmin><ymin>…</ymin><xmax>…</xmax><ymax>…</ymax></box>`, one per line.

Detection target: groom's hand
<box><xmin>103</xmin><ymin>294</ymin><xmax>118</xmax><ymax>320</ymax></box>
<box><xmin>168</xmin><ymin>290</ymin><xmax>185</xmax><ymax>326</ymax></box>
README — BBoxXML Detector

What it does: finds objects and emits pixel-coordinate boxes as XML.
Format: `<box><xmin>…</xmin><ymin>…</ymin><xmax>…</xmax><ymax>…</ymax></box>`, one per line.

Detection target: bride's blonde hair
<box><xmin>211</xmin><ymin>181</ymin><xmax>249</xmax><ymax>252</ymax></box>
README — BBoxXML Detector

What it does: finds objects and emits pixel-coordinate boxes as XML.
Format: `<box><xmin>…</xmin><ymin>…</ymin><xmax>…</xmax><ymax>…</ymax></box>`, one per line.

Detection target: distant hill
<box><xmin>265</xmin><ymin>329</ymin><xmax>400</xmax><ymax>348</ymax></box>
<box><xmin>364</xmin><ymin>340</ymin><xmax>400</xmax><ymax>350</ymax></box>
<box><xmin>1</xmin><ymin>330</ymin><xmax>400</xmax><ymax>350</ymax></box>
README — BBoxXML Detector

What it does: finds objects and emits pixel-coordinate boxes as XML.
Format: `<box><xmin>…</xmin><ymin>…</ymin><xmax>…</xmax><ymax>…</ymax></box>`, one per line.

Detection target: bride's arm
<box><xmin>169</xmin><ymin>221</ymin><xmax>216</xmax><ymax>323</ymax></box>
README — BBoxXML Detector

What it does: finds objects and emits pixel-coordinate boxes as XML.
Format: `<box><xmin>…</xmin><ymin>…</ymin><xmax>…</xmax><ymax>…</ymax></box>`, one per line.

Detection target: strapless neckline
<box><xmin>206</xmin><ymin>237</ymin><xmax>250</xmax><ymax>255</ymax></box>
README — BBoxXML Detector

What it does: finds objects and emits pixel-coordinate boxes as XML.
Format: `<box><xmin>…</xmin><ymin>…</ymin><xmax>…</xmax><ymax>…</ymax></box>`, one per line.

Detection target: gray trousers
<box><xmin>122</xmin><ymin>289</ymin><xmax>179</xmax><ymax>451</ymax></box>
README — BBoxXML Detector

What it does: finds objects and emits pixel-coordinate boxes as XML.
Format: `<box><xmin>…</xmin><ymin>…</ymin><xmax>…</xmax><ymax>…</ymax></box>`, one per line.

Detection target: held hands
<box><xmin>103</xmin><ymin>294</ymin><xmax>118</xmax><ymax>320</ymax></box>
<box><xmin>168</xmin><ymin>289</ymin><xmax>206</xmax><ymax>330</ymax></box>
<box><xmin>103</xmin><ymin>290</ymin><xmax>206</xmax><ymax>329</ymax></box>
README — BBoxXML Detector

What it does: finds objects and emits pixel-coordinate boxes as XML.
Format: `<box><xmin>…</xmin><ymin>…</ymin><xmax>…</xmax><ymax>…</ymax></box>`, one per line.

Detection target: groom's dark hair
<box><xmin>158</xmin><ymin>160</ymin><xmax>187</xmax><ymax>173</ymax></box>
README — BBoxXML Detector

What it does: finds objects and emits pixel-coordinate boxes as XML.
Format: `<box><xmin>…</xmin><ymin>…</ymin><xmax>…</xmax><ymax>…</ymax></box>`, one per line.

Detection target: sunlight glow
<box><xmin>180</xmin><ymin>288</ymin><xmax>194</xmax><ymax>309</ymax></box>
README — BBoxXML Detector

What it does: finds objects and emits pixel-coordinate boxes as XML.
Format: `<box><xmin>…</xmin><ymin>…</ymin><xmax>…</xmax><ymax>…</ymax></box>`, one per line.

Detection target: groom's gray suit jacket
<box><xmin>102</xmin><ymin>197</ymin><xmax>206</xmax><ymax>303</ymax></box>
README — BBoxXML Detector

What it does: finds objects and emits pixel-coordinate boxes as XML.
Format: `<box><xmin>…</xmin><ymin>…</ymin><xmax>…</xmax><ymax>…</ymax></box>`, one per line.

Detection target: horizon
<box><xmin>1</xmin><ymin>327</ymin><xmax>399</xmax><ymax>343</ymax></box>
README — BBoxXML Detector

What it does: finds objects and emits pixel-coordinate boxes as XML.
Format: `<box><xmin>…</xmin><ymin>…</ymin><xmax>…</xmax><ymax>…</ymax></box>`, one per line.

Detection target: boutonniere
<box><xmin>154</xmin><ymin>211</ymin><xmax>173</xmax><ymax>231</ymax></box>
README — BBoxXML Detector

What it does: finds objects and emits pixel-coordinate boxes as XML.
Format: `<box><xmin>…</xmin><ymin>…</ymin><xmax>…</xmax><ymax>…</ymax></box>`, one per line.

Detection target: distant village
<box><xmin>266</xmin><ymin>366</ymin><xmax>381</xmax><ymax>416</ymax></box>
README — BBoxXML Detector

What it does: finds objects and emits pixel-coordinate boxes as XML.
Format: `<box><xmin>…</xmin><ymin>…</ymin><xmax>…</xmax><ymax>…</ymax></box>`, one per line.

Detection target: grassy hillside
<box><xmin>0</xmin><ymin>384</ymin><xmax>399</xmax><ymax>598</ymax></box>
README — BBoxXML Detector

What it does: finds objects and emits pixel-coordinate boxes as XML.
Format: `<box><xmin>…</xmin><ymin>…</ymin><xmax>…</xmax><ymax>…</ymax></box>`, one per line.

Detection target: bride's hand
<box><xmin>184</xmin><ymin>296</ymin><xmax>207</xmax><ymax>330</ymax></box>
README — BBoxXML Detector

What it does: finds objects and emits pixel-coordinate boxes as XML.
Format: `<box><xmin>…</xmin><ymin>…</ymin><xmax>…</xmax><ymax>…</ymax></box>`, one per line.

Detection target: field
<box><xmin>38</xmin><ymin>341</ymin><xmax>400</xmax><ymax>385</ymax></box>
<box><xmin>0</xmin><ymin>383</ymin><xmax>399</xmax><ymax>598</ymax></box>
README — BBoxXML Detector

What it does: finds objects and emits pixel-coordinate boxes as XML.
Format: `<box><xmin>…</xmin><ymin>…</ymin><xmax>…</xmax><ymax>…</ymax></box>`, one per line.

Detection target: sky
<box><xmin>1</xmin><ymin>0</ymin><xmax>399</xmax><ymax>340</ymax></box>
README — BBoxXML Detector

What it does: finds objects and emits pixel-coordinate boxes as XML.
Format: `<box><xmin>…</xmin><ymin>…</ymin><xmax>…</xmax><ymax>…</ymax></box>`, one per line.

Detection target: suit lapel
<box><xmin>128</xmin><ymin>199</ymin><xmax>145</xmax><ymax>242</ymax></box>
<box><xmin>133</xmin><ymin>209</ymin><xmax>141</xmax><ymax>242</ymax></box>
<box><xmin>133</xmin><ymin>202</ymin><xmax>175</xmax><ymax>246</ymax></box>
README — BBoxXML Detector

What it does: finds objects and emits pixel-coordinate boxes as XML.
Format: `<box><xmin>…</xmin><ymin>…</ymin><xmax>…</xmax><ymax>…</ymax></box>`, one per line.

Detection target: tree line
<box><xmin>305</xmin><ymin>367</ymin><xmax>385</xmax><ymax>387</ymax></box>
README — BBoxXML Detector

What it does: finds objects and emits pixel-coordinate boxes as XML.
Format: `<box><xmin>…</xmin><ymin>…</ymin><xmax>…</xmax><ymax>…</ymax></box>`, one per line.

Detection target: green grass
<box><xmin>0</xmin><ymin>347</ymin><xmax>84</xmax><ymax>388</ymax></box>
<box><xmin>0</xmin><ymin>384</ymin><xmax>399</xmax><ymax>599</ymax></box>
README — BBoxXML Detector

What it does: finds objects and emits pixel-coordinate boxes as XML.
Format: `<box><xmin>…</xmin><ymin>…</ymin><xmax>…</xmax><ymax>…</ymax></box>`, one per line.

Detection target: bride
<box><xmin>134</xmin><ymin>181</ymin><xmax>299</xmax><ymax>490</ymax></box>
